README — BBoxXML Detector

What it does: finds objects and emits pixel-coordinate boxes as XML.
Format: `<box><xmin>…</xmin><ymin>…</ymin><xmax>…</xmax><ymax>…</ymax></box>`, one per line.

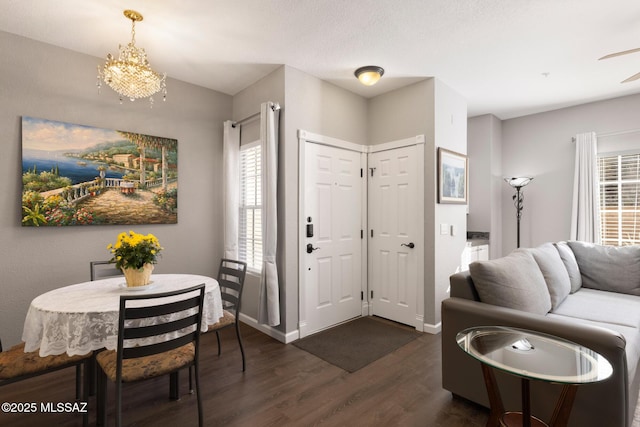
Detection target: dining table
<box><xmin>22</xmin><ymin>273</ymin><xmax>223</xmax><ymax>357</ymax></box>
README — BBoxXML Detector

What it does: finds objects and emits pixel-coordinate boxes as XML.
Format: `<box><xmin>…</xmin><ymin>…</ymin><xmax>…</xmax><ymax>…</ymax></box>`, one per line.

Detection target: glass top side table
<box><xmin>456</xmin><ymin>326</ymin><xmax>613</xmax><ymax>427</ymax></box>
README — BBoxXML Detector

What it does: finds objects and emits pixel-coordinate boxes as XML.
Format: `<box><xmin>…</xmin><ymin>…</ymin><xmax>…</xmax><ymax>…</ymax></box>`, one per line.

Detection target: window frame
<box><xmin>238</xmin><ymin>140</ymin><xmax>263</xmax><ymax>274</ymax></box>
<box><xmin>598</xmin><ymin>150</ymin><xmax>640</xmax><ymax>246</ymax></box>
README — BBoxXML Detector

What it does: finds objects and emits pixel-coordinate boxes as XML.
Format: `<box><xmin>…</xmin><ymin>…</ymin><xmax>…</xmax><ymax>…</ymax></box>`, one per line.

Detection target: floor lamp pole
<box><xmin>505</xmin><ymin>177</ymin><xmax>533</xmax><ymax>250</ymax></box>
<box><xmin>515</xmin><ymin>186</ymin><xmax>523</xmax><ymax>248</ymax></box>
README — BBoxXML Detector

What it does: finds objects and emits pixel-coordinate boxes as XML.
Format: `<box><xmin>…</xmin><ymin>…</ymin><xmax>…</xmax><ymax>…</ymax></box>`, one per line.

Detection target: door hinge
<box><xmin>361</xmin><ymin>229</ymin><xmax>364</xmax><ymax>239</ymax></box>
<box><xmin>361</xmin><ymin>291</ymin><xmax>364</xmax><ymax>301</ymax></box>
<box><xmin>370</xmin><ymin>229</ymin><xmax>373</xmax><ymax>238</ymax></box>
<box><xmin>369</xmin><ymin>167</ymin><xmax>376</xmax><ymax>177</ymax></box>
<box><xmin>371</xmin><ymin>290</ymin><xmax>374</xmax><ymax>299</ymax></box>
<box><xmin>360</xmin><ymin>168</ymin><xmax>363</xmax><ymax>178</ymax></box>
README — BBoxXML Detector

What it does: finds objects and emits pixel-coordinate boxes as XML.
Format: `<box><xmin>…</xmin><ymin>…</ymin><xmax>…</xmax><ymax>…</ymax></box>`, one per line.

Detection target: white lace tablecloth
<box><xmin>22</xmin><ymin>274</ymin><xmax>222</xmax><ymax>357</ymax></box>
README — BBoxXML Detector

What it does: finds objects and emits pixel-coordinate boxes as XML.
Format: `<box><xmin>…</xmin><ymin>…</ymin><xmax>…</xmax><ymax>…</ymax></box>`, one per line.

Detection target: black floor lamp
<box><xmin>505</xmin><ymin>177</ymin><xmax>533</xmax><ymax>248</ymax></box>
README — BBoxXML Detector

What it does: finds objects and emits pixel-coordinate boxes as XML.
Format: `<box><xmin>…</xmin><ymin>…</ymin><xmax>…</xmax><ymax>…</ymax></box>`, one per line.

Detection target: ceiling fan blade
<box><xmin>599</xmin><ymin>47</ymin><xmax>640</xmax><ymax>60</ymax></box>
<box><xmin>622</xmin><ymin>71</ymin><xmax>640</xmax><ymax>83</ymax></box>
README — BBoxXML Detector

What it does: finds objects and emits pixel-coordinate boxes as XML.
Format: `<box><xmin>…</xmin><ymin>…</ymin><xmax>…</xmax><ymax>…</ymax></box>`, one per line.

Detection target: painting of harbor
<box><xmin>21</xmin><ymin>116</ymin><xmax>178</xmax><ymax>226</ymax></box>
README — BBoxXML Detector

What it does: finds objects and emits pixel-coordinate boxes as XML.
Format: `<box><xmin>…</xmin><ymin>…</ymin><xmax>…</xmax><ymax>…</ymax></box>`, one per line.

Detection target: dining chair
<box><xmin>96</xmin><ymin>284</ymin><xmax>206</xmax><ymax>427</ymax></box>
<box><xmin>90</xmin><ymin>260</ymin><xmax>123</xmax><ymax>281</ymax></box>
<box><xmin>207</xmin><ymin>258</ymin><xmax>248</xmax><ymax>371</ymax></box>
<box><xmin>0</xmin><ymin>339</ymin><xmax>91</xmax><ymax>426</ymax></box>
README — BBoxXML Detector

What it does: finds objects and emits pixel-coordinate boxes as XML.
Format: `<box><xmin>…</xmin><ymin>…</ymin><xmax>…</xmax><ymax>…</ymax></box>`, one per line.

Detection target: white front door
<box><xmin>301</xmin><ymin>142</ymin><xmax>364</xmax><ymax>337</ymax></box>
<box><xmin>368</xmin><ymin>144</ymin><xmax>420</xmax><ymax>327</ymax></box>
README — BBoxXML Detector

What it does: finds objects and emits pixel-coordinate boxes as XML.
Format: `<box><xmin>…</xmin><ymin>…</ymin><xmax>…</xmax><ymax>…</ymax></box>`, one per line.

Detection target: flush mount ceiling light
<box><xmin>354</xmin><ymin>66</ymin><xmax>384</xmax><ymax>86</ymax></box>
<box><xmin>97</xmin><ymin>10</ymin><xmax>167</xmax><ymax>106</ymax></box>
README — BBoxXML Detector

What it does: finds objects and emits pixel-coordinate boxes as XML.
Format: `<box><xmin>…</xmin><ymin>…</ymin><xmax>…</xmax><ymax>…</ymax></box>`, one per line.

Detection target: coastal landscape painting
<box><xmin>21</xmin><ymin>116</ymin><xmax>178</xmax><ymax>226</ymax></box>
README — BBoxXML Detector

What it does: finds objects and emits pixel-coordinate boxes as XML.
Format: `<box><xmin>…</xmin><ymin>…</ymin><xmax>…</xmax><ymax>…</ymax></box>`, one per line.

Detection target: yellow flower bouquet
<box><xmin>107</xmin><ymin>231</ymin><xmax>163</xmax><ymax>269</ymax></box>
<box><xmin>107</xmin><ymin>231</ymin><xmax>162</xmax><ymax>287</ymax></box>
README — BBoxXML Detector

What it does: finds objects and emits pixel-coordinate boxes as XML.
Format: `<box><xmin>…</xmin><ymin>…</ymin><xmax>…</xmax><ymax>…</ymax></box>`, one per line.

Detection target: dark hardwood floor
<box><xmin>0</xmin><ymin>321</ymin><xmax>488</xmax><ymax>426</ymax></box>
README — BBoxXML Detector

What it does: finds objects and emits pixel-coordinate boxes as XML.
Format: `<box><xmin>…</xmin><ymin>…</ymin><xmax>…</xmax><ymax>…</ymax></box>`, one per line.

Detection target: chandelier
<box><xmin>97</xmin><ymin>10</ymin><xmax>166</xmax><ymax>106</ymax></box>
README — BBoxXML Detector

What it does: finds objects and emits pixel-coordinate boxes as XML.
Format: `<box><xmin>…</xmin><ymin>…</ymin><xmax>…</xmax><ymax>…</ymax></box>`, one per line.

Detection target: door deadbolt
<box><xmin>307</xmin><ymin>243</ymin><xmax>320</xmax><ymax>254</ymax></box>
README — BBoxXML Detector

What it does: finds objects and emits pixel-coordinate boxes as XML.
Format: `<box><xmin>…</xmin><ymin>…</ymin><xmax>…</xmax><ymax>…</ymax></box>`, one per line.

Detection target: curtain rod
<box><xmin>571</xmin><ymin>128</ymin><xmax>640</xmax><ymax>142</ymax></box>
<box><xmin>231</xmin><ymin>111</ymin><xmax>260</xmax><ymax>128</ymax></box>
<box><xmin>231</xmin><ymin>103</ymin><xmax>281</xmax><ymax>128</ymax></box>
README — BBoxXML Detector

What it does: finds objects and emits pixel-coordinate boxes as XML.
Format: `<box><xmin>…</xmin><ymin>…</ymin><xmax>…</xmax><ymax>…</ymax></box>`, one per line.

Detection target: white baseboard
<box><xmin>423</xmin><ymin>321</ymin><xmax>441</xmax><ymax>335</ymax></box>
<box><xmin>238</xmin><ymin>313</ymin><xmax>299</xmax><ymax>343</ymax></box>
<box><xmin>238</xmin><ymin>313</ymin><xmax>439</xmax><ymax>340</ymax></box>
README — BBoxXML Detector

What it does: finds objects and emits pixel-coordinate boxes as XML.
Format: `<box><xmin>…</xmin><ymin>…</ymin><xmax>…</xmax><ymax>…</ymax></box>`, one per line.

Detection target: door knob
<box><xmin>307</xmin><ymin>243</ymin><xmax>320</xmax><ymax>254</ymax></box>
<box><xmin>401</xmin><ymin>242</ymin><xmax>415</xmax><ymax>249</ymax></box>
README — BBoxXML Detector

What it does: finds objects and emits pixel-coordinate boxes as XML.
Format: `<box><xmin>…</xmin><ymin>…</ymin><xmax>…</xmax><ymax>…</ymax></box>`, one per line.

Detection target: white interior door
<box><xmin>302</xmin><ymin>142</ymin><xmax>364</xmax><ymax>337</ymax></box>
<box><xmin>368</xmin><ymin>144</ymin><xmax>420</xmax><ymax>327</ymax></box>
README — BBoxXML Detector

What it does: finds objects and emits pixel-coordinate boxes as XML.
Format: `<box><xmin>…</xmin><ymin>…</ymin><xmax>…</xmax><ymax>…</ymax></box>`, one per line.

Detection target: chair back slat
<box><xmin>219</xmin><ymin>266</ymin><xmax>243</xmax><ymax>280</ymax></box>
<box><xmin>221</xmin><ymin>293</ymin><xmax>239</xmax><ymax>306</ymax></box>
<box><xmin>116</xmin><ymin>284</ymin><xmax>205</xmax><ymax>364</ymax></box>
<box><xmin>123</xmin><ymin>313</ymin><xmax>199</xmax><ymax>340</ymax></box>
<box><xmin>125</xmin><ymin>296</ymin><xmax>201</xmax><ymax>319</ymax></box>
<box><xmin>219</xmin><ymin>278</ymin><xmax>242</xmax><ymax>292</ymax></box>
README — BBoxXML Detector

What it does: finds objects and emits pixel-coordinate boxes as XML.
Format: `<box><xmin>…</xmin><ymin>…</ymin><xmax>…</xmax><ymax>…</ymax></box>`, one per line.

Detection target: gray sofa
<box><xmin>442</xmin><ymin>241</ymin><xmax>640</xmax><ymax>427</ymax></box>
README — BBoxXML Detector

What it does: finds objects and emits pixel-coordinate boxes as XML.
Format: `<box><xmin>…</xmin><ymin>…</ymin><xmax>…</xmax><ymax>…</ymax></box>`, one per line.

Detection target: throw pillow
<box><xmin>567</xmin><ymin>241</ymin><xmax>640</xmax><ymax>295</ymax></box>
<box><xmin>469</xmin><ymin>249</ymin><xmax>552</xmax><ymax>315</ymax></box>
<box><xmin>530</xmin><ymin>243</ymin><xmax>571</xmax><ymax>310</ymax></box>
<box><xmin>554</xmin><ymin>242</ymin><xmax>582</xmax><ymax>293</ymax></box>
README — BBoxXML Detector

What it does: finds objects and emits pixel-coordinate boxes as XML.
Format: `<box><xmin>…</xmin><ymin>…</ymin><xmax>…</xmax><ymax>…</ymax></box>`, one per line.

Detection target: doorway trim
<box><xmin>297</xmin><ymin>130</ymin><xmax>368</xmax><ymax>339</ymax></box>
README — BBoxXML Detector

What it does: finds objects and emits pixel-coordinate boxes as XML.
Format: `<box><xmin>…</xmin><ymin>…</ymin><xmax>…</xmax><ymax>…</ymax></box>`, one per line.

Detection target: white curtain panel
<box><xmin>570</xmin><ymin>131</ymin><xmax>601</xmax><ymax>243</ymax></box>
<box><xmin>222</xmin><ymin>120</ymin><xmax>240</xmax><ymax>259</ymax></box>
<box><xmin>258</xmin><ymin>102</ymin><xmax>281</xmax><ymax>327</ymax></box>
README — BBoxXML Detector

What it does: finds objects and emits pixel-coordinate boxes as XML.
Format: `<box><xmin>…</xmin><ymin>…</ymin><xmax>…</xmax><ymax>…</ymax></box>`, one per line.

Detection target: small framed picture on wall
<box><xmin>437</xmin><ymin>147</ymin><xmax>468</xmax><ymax>204</ymax></box>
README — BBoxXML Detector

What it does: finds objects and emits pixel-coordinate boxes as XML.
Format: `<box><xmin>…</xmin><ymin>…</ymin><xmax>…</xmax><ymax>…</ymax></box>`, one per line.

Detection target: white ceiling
<box><xmin>3</xmin><ymin>0</ymin><xmax>640</xmax><ymax>119</ymax></box>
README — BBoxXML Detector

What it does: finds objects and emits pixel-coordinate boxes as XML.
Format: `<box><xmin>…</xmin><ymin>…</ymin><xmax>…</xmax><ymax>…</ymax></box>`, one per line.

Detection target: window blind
<box><xmin>239</xmin><ymin>143</ymin><xmax>262</xmax><ymax>270</ymax></box>
<box><xmin>598</xmin><ymin>153</ymin><xmax>640</xmax><ymax>246</ymax></box>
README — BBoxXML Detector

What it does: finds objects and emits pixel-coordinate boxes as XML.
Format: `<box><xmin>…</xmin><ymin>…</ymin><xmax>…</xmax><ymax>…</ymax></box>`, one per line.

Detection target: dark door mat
<box><xmin>293</xmin><ymin>316</ymin><xmax>421</xmax><ymax>372</ymax></box>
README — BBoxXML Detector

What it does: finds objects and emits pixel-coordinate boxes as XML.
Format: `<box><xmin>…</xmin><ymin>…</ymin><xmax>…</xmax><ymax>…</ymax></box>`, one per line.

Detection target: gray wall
<box><xmin>432</xmin><ymin>79</ymin><xmax>468</xmax><ymax>327</ymax></box>
<box><xmin>501</xmin><ymin>92</ymin><xmax>640</xmax><ymax>254</ymax></box>
<box><xmin>467</xmin><ymin>114</ymin><xmax>502</xmax><ymax>258</ymax></box>
<box><xmin>0</xmin><ymin>31</ymin><xmax>231</xmax><ymax>346</ymax></box>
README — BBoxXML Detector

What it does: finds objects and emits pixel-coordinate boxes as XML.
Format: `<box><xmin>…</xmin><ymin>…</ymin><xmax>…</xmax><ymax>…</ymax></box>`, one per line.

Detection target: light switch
<box><xmin>440</xmin><ymin>223</ymin><xmax>449</xmax><ymax>235</ymax></box>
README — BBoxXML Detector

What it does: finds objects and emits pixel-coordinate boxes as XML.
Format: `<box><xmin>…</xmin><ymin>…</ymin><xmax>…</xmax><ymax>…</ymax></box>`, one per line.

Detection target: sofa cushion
<box><xmin>552</xmin><ymin>288</ymin><xmax>640</xmax><ymax>329</ymax></box>
<box><xmin>469</xmin><ymin>249</ymin><xmax>552</xmax><ymax>315</ymax></box>
<box><xmin>567</xmin><ymin>241</ymin><xmax>640</xmax><ymax>295</ymax></box>
<box><xmin>530</xmin><ymin>243</ymin><xmax>571</xmax><ymax>310</ymax></box>
<box><xmin>554</xmin><ymin>242</ymin><xmax>582</xmax><ymax>293</ymax></box>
